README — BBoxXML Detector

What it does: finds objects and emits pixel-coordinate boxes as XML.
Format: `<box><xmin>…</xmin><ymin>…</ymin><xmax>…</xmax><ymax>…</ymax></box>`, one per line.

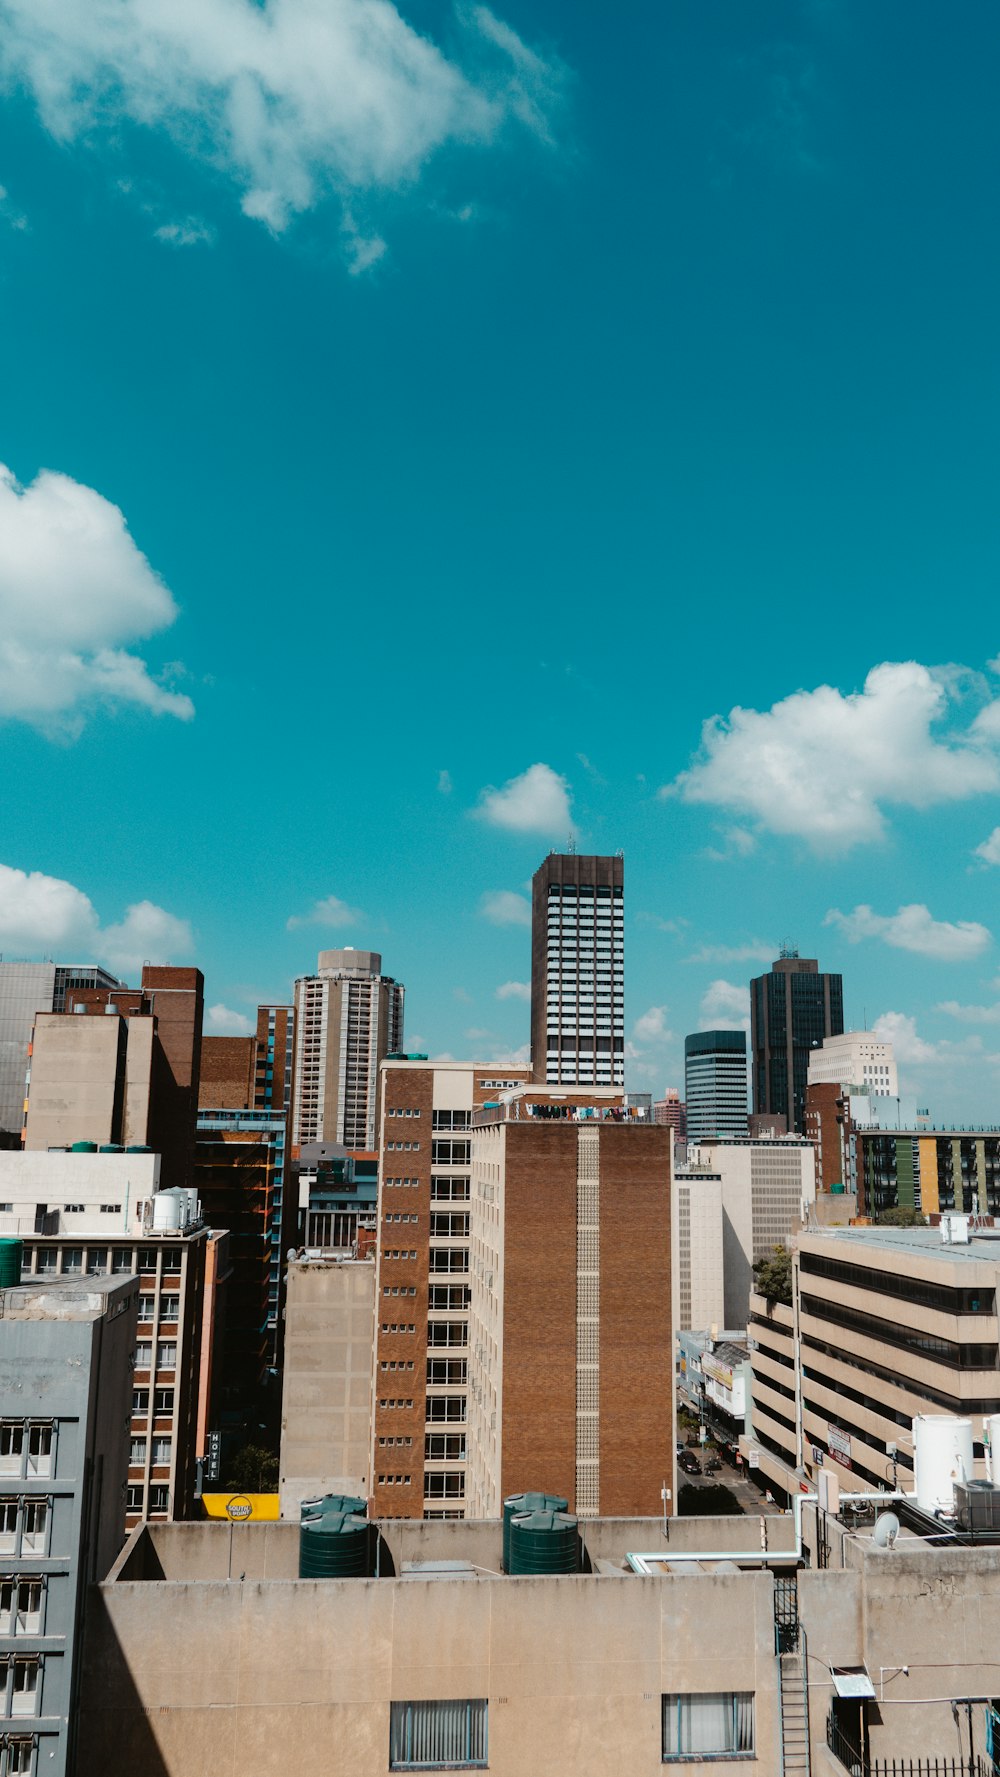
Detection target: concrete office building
<box><xmin>0</xmin><ymin>963</ymin><xmax>123</xmax><ymax>1141</ymax></box>
<box><xmin>687</xmin><ymin>1136</ymin><xmax>816</xmax><ymax>1329</ymax></box>
<box><xmin>371</xmin><ymin>1060</ymin><xmax>530</xmax><ymax>1521</ymax></box>
<box><xmin>463</xmin><ymin>1094</ymin><xmax>672</xmax><ymax>1522</ymax></box>
<box><xmin>0</xmin><ymin>1150</ymin><xmax>223</xmax><ymax>1529</ymax></box>
<box><xmin>278</xmin><ymin>1253</ymin><xmax>375</xmax><ymax>1517</ymax></box>
<box><xmin>745</xmin><ymin>1223</ymin><xmax>1000</xmax><ymax>1503</ymax></box>
<box><xmin>672</xmin><ymin>1170</ymin><xmax>725</xmax><ymax>1332</ymax></box>
<box><xmin>683</xmin><ymin>1030</ymin><xmax>748</xmax><ymax>1142</ymax></box>
<box><xmin>652</xmin><ymin>1088</ymin><xmax>686</xmax><ymax>1138</ymax></box>
<box><xmin>0</xmin><ymin>1268</ymin><xmax>137</xmax><ymax>1777</ymax></box>
<box><xmin>750</xmin><ymin>947</ymin><xmax>844</xmax><ymax>1134</ymax></box>
<box><xmin>530</xmin><ymin>853</ymin><xmax>624</xmax><ymax>1087</ymax></box>
<box><xmin>291</xmin><ymin>951</ymin><xmax>404</xmax><ymax>1152</ymax></box>
<box><xmin>806</xmin><ymin>1030</ymin><xmax>898</xmax><ymax>1098</ymax></box>
<box><xmin>75</xmin><ymin>1501</ymin><xmax>1000</xmax><ymax>1776</ymax></box>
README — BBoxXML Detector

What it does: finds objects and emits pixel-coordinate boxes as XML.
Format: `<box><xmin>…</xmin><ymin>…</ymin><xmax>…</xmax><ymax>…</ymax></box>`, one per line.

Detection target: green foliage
<box><xmin>223</xmin><ymin>1442</ymin><xmax>279</xmax><ymax>1494</ymax></box>
<box><xmin>876</xmin><ymin>1206</ymin><xmax>927</xmax><ymax>1227</ymax></box>
<box><xmin>677</xmin><ymin>1482</ymin><xmax>744</xmax><ymax>1517</ymax></box>
<box><xmin>752</xmin><ymin>1243</ymin><xmax>793</xmax><ymax>1306</ymax></box>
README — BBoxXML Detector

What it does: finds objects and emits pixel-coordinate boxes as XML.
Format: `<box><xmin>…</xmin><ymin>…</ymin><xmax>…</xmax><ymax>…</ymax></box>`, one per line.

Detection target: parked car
<box><xmin>705</xmin><ymin>1456</ymin><xmax>722</xmax><ymax>1474</ymax></box>
<box><xmin>678</xmin><ymin>1450</ymin><xmax>701</xmax><ymax>1476</ymax></box>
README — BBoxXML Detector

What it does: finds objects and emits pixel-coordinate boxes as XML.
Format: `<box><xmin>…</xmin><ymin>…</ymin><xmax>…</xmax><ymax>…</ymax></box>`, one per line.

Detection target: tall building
<box><xmin>0</xmin><ymin>1265</ymin><xmax>137</xmax><ymax>1777</ymax></box>
<box><xmin>672</xmin><ymin>1169</ymin><xmax>724</xmax><ymax>1331</ymax></box>
<box><xmin>652</xmin><ymin>1088</ymin><xmax>686</xmax><ymax>1138</ymax></box>
<box><xmin>683</xmin><ymin>1030</ymin><xmax>748</xmax><ymax>1142</ymax></box>
<box><xmin>291</xmin><ymin>950</ymin><xmax>404</xmax><ymax>1151</ymax></box>
<box><xmin>806</xmin><ymin>1030</ymin><xmax>898</xmax><ymax>1098</ymax></box>
<box><xmin>529</xmin><ymin>853</ymin><xmax>624</xmax><ymax>1087</ymax></box>
<box><xmin>685</xmin><ymin>1135</ymin><xmax>816</xmax><ymax>1328</ymax></box>
<box><xmin>278</xmin><ymin>1252</ymin><xmax>375</xmax><ymax>1517</ymax></box>
<box><xmin>0</xmin><ymin>962</ymin><xmax>123</xmax><ymax>1139</ymax></box>
<box><xmin>750</xmin><ymin>947</ymin><xmax>844</xmax><ymax>1135</ymax></box>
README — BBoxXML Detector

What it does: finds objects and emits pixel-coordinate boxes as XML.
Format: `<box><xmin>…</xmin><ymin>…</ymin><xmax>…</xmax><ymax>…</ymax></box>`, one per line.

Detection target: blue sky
<box><xmin>0</xmin><ymin>0</ymin><xmax>999</xmax><ymax>1120</ymax></box>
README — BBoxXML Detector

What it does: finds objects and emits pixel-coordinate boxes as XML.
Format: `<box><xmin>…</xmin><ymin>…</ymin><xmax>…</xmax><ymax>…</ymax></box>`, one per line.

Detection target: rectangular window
<box><xmin>132</xmin><ymin>1389</ymin><xmax>149</xmax><ymax>1416</ymax></box>
<box><xmin>125</xmin><ymin>1485</ymin><xmax>143</xmax><ymax>1513</ymax></box>
<box><xmin>34</xmin><ymin>1251</ymin><xmax>57</xmax><ymax>1275</ymax></box>
<box><xmin>389</xmin><ymin>1699</ymin><xmax>487</xmax><ymax>1770</ymax></box>
<box><xmin>8</xmin><ymin>1736</ymin><xmax>35</xmax><ymax>1773</ymax></box>
<box><xmin>130</xmin><ymin>1438</ymin><xmax>147</xmax><ymax>1466</ymax></box>
<box><xmin>157</xmin><ymin>1343</ymin><xmax>177</xmax><ymax>1369</ymax></box>
<box><xmin>153</xmin><ymin>1389</ymin><xmax>174</xmax><ymax>1416</ymax></box>
<box><xmin>152</xmin><ymin>1438</ymin><xmax>172</xmax><ymax>1466</ymax></box>
<box><xmin>134</xmin><ymin>1343</ymin><xmax>153</xmax><ymax>1369</ymax></box>
<box><xmin>113</xmin><ymin>1248</ymin><xmax>135</xmax><ymax>1273</ymax></box>
<box><xmin>26</xmin><ymin>1426</ymin><xmax>52</xmax><ymax>1477</ymax></box>
<box><xmin>138</xmin><ymin>1295</ymin><xmax>156</xmax><ymax>1321</ymax></box>
<box><xmin>662</xmin><ymin>1693</ymin><xmax>754</xmax><ymax>1760</ymax></box>
<box><xmin>0</xmin><ymin>1499</ymin><xmax>17</xmax><ymax>1554</ymax></box>
<box><xmin>86</xmin><ymin>1248</ymin><xmax>109</xmax><ymax>1273</ymax></box>
<box><xmin>61</xmin><ymin>1249</ymin><xmax>83</xmax><ymax>1274</ymax></box>
<box><xmin>160</xmin><ymin>1295</ymin><xmax>180</xmax><ymax>1320</ymax></box>
<box><xmin>149</xmin><ymin>1485</ymin><xmax>169</xmax><ymax>1514</ymax></box>
<box><xmin>15</xmin><ymin>1581</ymin><xmax>42</xmax><ymax>1635</ymax></box>
<box><xmin>11</xmin><ymin>1658</ymin><xmax>39</xmax><ymax>1717</ymax></box>
<box><xmin>21</xmin><ymin>1500</ymin><xmax>48</xmax><ymax>1555</ymax></box>
<box><xmin>0</xmin><ymin>1426</ymin><xmax>23</xmax><ymax>1476</ymax></box>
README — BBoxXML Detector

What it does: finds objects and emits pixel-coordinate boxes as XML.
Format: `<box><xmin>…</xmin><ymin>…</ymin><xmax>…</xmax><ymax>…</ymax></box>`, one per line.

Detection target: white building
<box><xmin>672</xmin><ymin>1169</ymin><xmax>725</xmax><ymax>1331</ymax></box>
<box><xmin>807</xmin><ymin>1030</ymin><xmax>898</xmax><ymax>1097</ymax></box>
<box><xmin>687</xmin><ymin>1136</ymin><xmax>816</xmax><ymax>1329</ymax></box>
<box><xmin>0</xmin><ymin>961</ymin><xmax>122</xmax><ymax>1139</ymax></box>
<box><xmin>291</xmin><ymin>950</ymin><xmax>404</xmax><ymax>1151</ymax></box>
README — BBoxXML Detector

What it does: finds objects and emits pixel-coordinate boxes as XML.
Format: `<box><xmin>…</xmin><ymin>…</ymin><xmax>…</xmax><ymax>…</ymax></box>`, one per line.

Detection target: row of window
<box><xmin>0</xmin><ymin>1429</ymin><xmax>51</xmax><ymax>1481</ymax></box>
<box><xmin>385</xmin><ymin>1142</ymin><xmax>421</xmax><ymax>1153</ymax></box>
<box><xmin>386</xmin><ymin>1108</ymin><xmax>422</xmax><ymax>1119</ymax></box>
<box><xmin>28</xmin><ymin>1247</ymin><xmax>183</xmax><ymax>1276</ymax></box>
<box><xmin>0</xmin><ymin>1503</ymin><xmax>48</xmax><ymax>1559</ymax></box>
<box><xmin>131</xmin><ymin>1389</ymin><xmax>174</xmax><ymax>1416</ymax></box>
<box><xmin>133</xmin><ymin>1343</ymin><xmax>177</xmax><ymax>1370</ymax></box>
<box><xmin>800</xmin><ymin>1292</ymin><xmax>999</xmax><ymax>1371</ymax></box>
<box><xmin>799</xmin><ymin>1250</ymin><xmax>996</xmax><ymax>1316</ymax></box>
<box><xmin>129</xmin><ymin>1438</ymin><xmax>172</xmax><ymax>1467</ymax></box>
<box><xmin>385</xmin><ymin>1694</ymin><xmax>751</xmax><ymax>1769</ymax></box>
<box><xmin>125</xmin><ymin>1485</ymin><xmax>168</xmax><ymax>1514</ymax></box>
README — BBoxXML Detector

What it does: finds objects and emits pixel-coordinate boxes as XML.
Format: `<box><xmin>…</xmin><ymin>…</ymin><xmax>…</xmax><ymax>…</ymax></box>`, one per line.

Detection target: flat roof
<box><xmin>800</xmin><ymin>1224</ymin><xmax>1000</xmax><ymax>1266</ymax></box>
<box><xmin>0</xmin><ymin>1272</ymin><xmax>135</xmax><ymax>1321</ymax></box>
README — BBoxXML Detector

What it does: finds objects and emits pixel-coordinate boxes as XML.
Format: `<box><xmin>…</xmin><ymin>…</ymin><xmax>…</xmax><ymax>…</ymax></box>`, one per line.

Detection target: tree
<box><xmin>223</xmin><ymin>1443</ymin><xmax>279</xmax><ymax>1494</ymax></box>
<box><xmin>678</xmin><ymin>1482</ymin><xmax>744</xmax><ymax>1517</ymax></box>
<box><xmin>876</xmin><ymin>1206</ymin><xmax>926</xmax><ymax>1228</ymax></box>
<box><xmin>753</xmin><ymin>1244</ymin><xmax>793</xmax><ymax>1306</ymax></box>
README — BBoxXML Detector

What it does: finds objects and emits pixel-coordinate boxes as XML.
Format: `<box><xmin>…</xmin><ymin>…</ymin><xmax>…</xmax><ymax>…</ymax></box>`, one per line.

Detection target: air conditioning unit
<box><xmin>955</xmin><ymin>1481</ymin><xmax>1000</xmax><ymax>1534</ymax></box>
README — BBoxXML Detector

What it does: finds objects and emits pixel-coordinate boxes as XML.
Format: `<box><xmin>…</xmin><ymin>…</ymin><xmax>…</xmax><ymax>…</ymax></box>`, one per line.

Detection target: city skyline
<box><xmin>0</xmin><ymin>3</ymin><xmax>999</xmax><ymax>1122</ymax></box>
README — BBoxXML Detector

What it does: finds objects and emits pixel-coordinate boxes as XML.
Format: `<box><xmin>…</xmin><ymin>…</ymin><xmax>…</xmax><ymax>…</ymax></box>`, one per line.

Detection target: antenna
<box><xmin>567</xmin><ymin>836</ymin><xmax>576</xmax><ymax>854</ymax></box>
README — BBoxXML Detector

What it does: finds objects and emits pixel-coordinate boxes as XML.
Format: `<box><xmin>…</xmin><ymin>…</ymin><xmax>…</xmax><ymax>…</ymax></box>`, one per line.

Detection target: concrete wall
<box><xmin>279</xmin><ymin>1257</ymin><xmax>375</xmax><ymax>1516</ymax></box>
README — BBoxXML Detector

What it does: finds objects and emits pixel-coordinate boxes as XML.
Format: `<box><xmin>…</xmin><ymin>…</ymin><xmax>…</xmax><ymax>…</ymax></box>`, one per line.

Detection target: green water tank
<box><xmin>71</xmin><ymin>1141</ymin><xmax>98</xmax><ymax>1153</ymax></box>
<box><xmin>831</xmin><ymin>1181</ymin><xmax>846</xmax><ymax>1195</ymax></box>
<box><xmin>298</xmin><ymin>1511</ymin><xmax>371</xmax><ymax>1577</ymax></box>
<box><xmin>508</xmin><ymin>1509</ymin><xmax>579</xmax><ymax>1576</ymax></box>
<box><xmin>125</xmin><ymin>1145</ymin><xmax>152</xmax><ymax>1154</ymax></box>
<box><xmin>300</xmin><ymin>1493</ymin><xmax>367</xmax><ymax>1522</ymax></box>
<box><xmin>0</xmin><ymin>1241</ymin><xmax>22</xmax><ymax>1287</ymax></box>
<box><xmin>98</xmin><ymin>1145</ymin><xmax>123</xmax><ymax>1154</ymax></box>
<box><xmin>502</xmin><ymin>1492</ymin><xmax>568</xmax><ymax>1573</ymax></box>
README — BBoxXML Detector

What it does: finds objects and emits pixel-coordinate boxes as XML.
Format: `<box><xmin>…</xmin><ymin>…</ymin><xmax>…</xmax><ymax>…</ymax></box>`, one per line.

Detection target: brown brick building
<box><xmin>371</xmin><ymin>1064</ymin><xmax>673</xmax><ymax>1522</ymax></box>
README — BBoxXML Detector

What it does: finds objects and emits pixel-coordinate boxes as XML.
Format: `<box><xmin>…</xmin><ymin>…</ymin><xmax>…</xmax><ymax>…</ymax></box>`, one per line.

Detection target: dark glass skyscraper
<box><xmin>530</xmin><ymin>853</ymin><xmax>624</xmax><ymax>1086</ymax></box>
<box><xmin>684</xmin><ymin>1029</ymin><xmax>748</xmax><ymax>1142</ymax></box>
<box><xmin>750</xmin><ymin>948</ymin><xmax>844</xmax><ymax>1135</ymax></box>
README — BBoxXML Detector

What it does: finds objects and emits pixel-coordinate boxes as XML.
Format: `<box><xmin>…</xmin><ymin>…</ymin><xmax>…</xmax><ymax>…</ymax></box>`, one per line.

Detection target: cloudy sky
<box><xmin>0</xmin><ymin>0</ymin><xmax>998</xmax><ymax>1118</ymax></box>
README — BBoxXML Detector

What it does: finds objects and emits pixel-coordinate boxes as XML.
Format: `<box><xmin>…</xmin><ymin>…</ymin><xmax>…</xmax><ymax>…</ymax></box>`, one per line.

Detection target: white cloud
<box><xmin>286</xmin><ymin>894</ymin><xmax>363</xmax><ymax>931</ymax></box>
<box><xmin>437</xmin><ymin>769</ymin><xmax>453</xmax><ymax>795</ymax></box>
<box><xmin>702</xmin><ymin>825</ymin><xmax>757</xmax><ymax>863</ymax></box>
<box><xmin>0</xmin><ymin>0</ymin><xmax>564</xmax><ymax>255</ymax></box>
<box><xmin>937</xmin><ymin>999</ymin><xmax>1000</xmax><ymax>1027</ymax></box>
<box><xmin>496</xmin><ymin>980</ymin><xmax>530</xmax><ymax>1001</ymax></box>
<box><xmin>154</xmin><ymin>217</ymin><xmax>215</xmax><ymax>247</ymax></box>
<box><xmin>97</xmin><ymin>900</ymin><xmax>194</xmax><ymax>975</ymax></box>
<box><xmin>686</xmin><ymin>940</ymin><xmax>775</xmax><ymax>965</ymax></box>
<box><xmin>825</xmin><ymin>903</ymin><xmax>991</xmax><ymax>963</ymax></box>
<box><xmin>479</xmin><ymin>889</ymin><xmax>531</xmax><ymax>927</ymax></box>
<box><xmin>633</xmin><ymin>1005</ymin><xmax>673</xmax><ymax>1043</ymax></box>
<box><xmin>974</xmin><ymin>827</ymin><xmax>1000</xmax><ymax>867</ymax></box>
<box><xmin>871</xmin><ymin>1011</ymin><xmax>939</xmax><ymax>1066</ymax></box>
<box><xmin>0</xmin><ymin>182</ymin><xmax>28</xmax><ymax>230</ymax></box>
<box><xmin>206</xmin><ymin>1003</ymin><xmax>253</xmax><ymax>1035</ymax></box>
<box><xmin>486</xmin><ymin>1042</ymin><xmax>530</xmax><ymax>1066</ymax></box>
<box><xmin>668</xmin><ymin>660</ymin><xmax>1000</xmax><ymax>852</ymax></box>
<box><xmin>0</xmin><ymin>865</ymin><xmax>193</xmax><ymax>977</ymax></box>
<box><xmin>0</xmin><ymin>464</ymin><xmax>193</xmax><ymax>736</ymax></box>
<box><xmin>698</xmin><ymin>979</ymin><xmax>750</xmax><ymax>1032</ymax></box>
<box><xmin>474</xmin><ymin>762</ymin><xmax>576</xmax><ymax>837</ymax></box>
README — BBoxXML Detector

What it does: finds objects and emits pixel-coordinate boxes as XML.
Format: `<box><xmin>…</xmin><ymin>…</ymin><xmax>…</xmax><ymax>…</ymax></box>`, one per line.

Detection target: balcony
<box><xmin>826</xmin><ymin>1712</ymin><xmax>991</xmax><ymax>1776</ymax></box>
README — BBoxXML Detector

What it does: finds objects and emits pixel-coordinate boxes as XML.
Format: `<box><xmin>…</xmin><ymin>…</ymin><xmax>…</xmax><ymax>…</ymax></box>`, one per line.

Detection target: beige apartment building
<box><xmin>291</xmin><ymin>950</ymin><xmax>404</xmax><ymax>1151</ymax></box>
<box><xmin>671</xmin><ymin>1168</ymin><xmax>725</xmax><ymax>1331</ymax></box>
<box><xmin>746</xmin><ymin>1222</ymin><xmax>1000</xmax><ymax>1501</ymax></box>
<box><xmin>686</xmin><ymin>1135</ymin><xmax>815</xmax><ymax>1328</ymax></box>
<box><xmin>279</xmin><ymin>1253</ymin><xmax>376</xmax><ymax>1516</ymax></box>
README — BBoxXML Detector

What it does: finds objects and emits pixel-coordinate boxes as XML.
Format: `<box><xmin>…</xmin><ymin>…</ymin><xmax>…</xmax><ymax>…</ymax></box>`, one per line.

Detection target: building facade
<box><xmin>687</xmin><ymin>1136</ymin><xmax>816</xmax><ymax>1329</ymax></box>
<box><xmin>529</xmin><ymin>854</ymin><xmax>624</xmax><ymax>1087</ymax></box>
<box><xmin>672</xmin><ymin>1170</ymin><xmax>725</xmax><ymax>1332</ymax></box>
<box><xmin>855</xmin><ymin>1125</ymin><xmax>1000</xmax><ymax>1218</ymax></box>
<box><xmin>806</xmin><ymin>1030</ymin><xmax>898</xmax><ymax>1097</ymax></box>
<box><xmin>0</xmin><ymin>963</ymin><xmax>123</xmax><ymax>1141</ymax></box>
<box><xmin>278</xmin><ymin>1254</ymin><xmax>375</xmax><ymax>1517</ymax></box>
<box><xmin>683</xmin><ymin>1030</ymin><xmax>748</xmax><ymax>1142</ymax></box>
<box><xmin>194</xmin><ymin>1109</ymin><xmax>287</xmax><ymax>1391</ymax></box>
<box><xmin>291</xmin><ymin>951</ymin><xmax>404</xmax><ymax>1152</ymax></box>
<box><xmin>652</xmin><ymin>1089</ymin><xmax>686</xmax><ymax>1138</ymax></box>
<box><xmin>0</xmin><ymin>1270</ymin><xmax>137</xmax><ymax>1777</ymax></box>
<box><xmin>750</xmin><ymin>948</ymin><xmax>844</xmax><ymax>1135</ymax></box>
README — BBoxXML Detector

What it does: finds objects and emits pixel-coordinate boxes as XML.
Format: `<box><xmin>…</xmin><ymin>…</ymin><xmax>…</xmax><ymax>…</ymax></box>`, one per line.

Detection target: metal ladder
<box><xmin>775</xmin><ymin>1575</ymin><xmax>811</xmax><ymax>1776</ymax></box>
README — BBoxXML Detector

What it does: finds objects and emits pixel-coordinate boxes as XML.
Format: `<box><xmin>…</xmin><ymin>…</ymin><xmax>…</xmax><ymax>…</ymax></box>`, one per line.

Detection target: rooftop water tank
<box><xmin>71</xmin><ymin>1141</ymin><xmax>98</xmax><ymax>1153</ymax></box>
<box><xmin>914</xmin><ymin>1413</ymin><xmax>974</xmax><ymax>1514</ymax></box>
<box><xmin>151</xmin><ymin>1192</ymin><xmax>183</xmax><ymax>1233</ymax></box>
<box><xmin>502</xmin><ymin>1492</ymin><xmax>569</xmax><ymax>1573</ymax></box>
<box><xmin>300</xmin><ymin>1493</ymin><xmax>367</xmax><ymax>1522</ymax></box>
<box><xmin>985</xmin><ymin>1414</ymin><xmax>1000</xmax><ymax>1484</ymax></box>
<box><xmin>0</xmin><ymin>1240</ymin><xmax>23</xmax><ymax>1287</ymax></box>
<box><xmin>508</xmin><ymin>1509</ymin><xmax>579</xmax><ymax>1576</ymax></box>
<box><xmin>298</xmin><ymin>1510</ymin><xmax>371</xmax><ymax>1577</ymax></box>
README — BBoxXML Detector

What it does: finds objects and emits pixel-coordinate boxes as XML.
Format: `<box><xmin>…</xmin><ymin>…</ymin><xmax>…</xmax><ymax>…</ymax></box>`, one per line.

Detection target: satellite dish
<box><xmin>872</xmin><ymin>1512</ymin><xmax>900</xmax><ymax>1548</ymax></box>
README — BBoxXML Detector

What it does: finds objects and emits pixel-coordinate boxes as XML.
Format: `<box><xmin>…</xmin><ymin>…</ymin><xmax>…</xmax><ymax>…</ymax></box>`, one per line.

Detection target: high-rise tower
<box><xmin>530</xmin><ymin>854</ymin><xmax>624</xmax><ymax>1087</ymax></box>
<box><xmin>750</xmin><ymin>946</ymin><xmax>844</xmax><ymax>1135</ymax></box>
<box><xmin>684</xmin><ymin>1029</ymin><xmax>748</xmax><ymax>1142</ymax></box>
<box><xmin>290</xmin><ymin>949</ymin><xmax>404</xmax><ymax>1151</ymax></box>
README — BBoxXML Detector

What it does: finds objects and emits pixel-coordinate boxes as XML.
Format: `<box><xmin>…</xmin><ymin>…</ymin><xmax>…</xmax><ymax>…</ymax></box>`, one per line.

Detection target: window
<box><xmin>10</xmin><ymin>1659</ymin><xmax>39</xmax><ymax>1718</ymax></box>
<box><xmin>157</xmin><ymin>1343</ymin><xmax>177</xmax><ymax>1370</ymax></box>
<box><xmin>0</xmin><ymin>1428</ymin><xmax>22</xmax><ymax>1477</ymax></box>
<box><xmin>6</xmin><ymin>1582</ymin><xmax>41</xmax><ymax>1636</ymax></box>
<box><xmin>34</xmin><ymin>1252</ymin><xmax>57</xmax><ymax>1276</ymax></box>
<box><xmin>130</xmin><ymin>1438</ymin><xmax>147</xmax><ymax>1466</ymax></box>
<box><xmin>389</xmin><ymin>1700</ymin><xmax>487</xmax><ymax>1770</ymax></box>
<box><xmin>61</xmin><ymin>1249</ymin><xmax>83</xmax><ymax>1274</ymax></box>
<box><xmin>0</xmin><ymin>1502</ymin><xmax>16</xmax><ymax>1555</ymax></box>
<box><xmin>99</xmin><ymin>1205</ymin><xmax>122</xmax><ymax>1215</ymax></box>
<box><xmin>112</xmin><ymin>1248</ymin><xmax>134</xmax><ymax>1274</ymax></box>
<box><xmin>152</xmin><ymin>1438</ymin><xmax>172</xmax><ymax>1466</ymax></box>
<box><xmin>134</xmin><ymin>1343</ymin><xmax>153</xmax><ymax>1369</ymax></box>
<box><xmin>132</xmin><ymin>1389</ymin><xmax>149</xmax><ymax>1417</ymax></box>
<box><xmin>153</xmin><ymin>1389</ymin><xmax>174</xmax><ymax>1416</ymax></box>
<box><xmin>26</xmin><ymin>1427</ymin><xmax>51</xmax><ymax>1477</ymax></box>
<box><xmin>7</xmin><ymin>1736</ymin><xmax>36</xmax><ymax>1773</ymax></box>
<box><xmin>148</xmin><ymin>1485</ymin><xmax>169</xmax><ymax>1514</ymax></box>
<box><xmin>662</xmin><ymin>1693</ymin><xmax>754</xmax><ymax>1760</ymax></box>
<box><xmin>21</xmin><ymin>1501</ymin><xmax>47</xmax><ymax>1555</ymax></box>
<box><xmin>160</xmin><ymin>1295</ymin><xmax>180</xmax><ymax>1320</ymax></box>
<box><xmin>138</xmin><ymin>1295</ymin><xmax>156</xmax><ymax>1322</ymax></box>
<box><xmin>125</xmin><ymin>1486</ymin><xmax>143</xmax><ymax>1514</ymax></box>
<box><xmin>424</xmin><ymin>1473</ymin><xmax>464</xmax><ymax>1499</ymax></box>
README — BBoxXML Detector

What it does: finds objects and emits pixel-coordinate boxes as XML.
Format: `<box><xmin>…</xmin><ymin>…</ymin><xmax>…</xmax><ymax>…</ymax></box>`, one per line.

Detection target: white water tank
<box><xmin>914</xmin><ymin>1414</ymin><xmax>974</xmax><ymax>1514</ymax></box>
<box><xmin>180</xmin><ymin>1188</ymin><xmax>201</xmax><ymax>1227</ymax></box>
<box><xmin>151</xmin><ymin>1191</ymin><xmax>182</xmax><ymax>1233</ymax></box>
<box><xmin>984</xmin><ymin>1415</ymin><xmax>1000</xmax><ymax>1483</ymax></box>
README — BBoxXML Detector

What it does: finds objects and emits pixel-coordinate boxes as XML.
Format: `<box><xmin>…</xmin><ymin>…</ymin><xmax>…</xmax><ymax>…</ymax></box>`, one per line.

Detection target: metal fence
<box><xmin>827</xmin><ymin>1711</ymin><xmax>991</xmax><ymax>1777</ymax></box>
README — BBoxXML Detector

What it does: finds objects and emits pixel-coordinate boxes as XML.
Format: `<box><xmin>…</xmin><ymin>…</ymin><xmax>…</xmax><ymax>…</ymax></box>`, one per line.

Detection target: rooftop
<box><xmin>0</xmin><ymin>1272</ymin><xmax>136</xmax><ymax>1322</ymax></box>
<box><xmin>801</xmin><ymin>1222</ymin><xmax>1000</xmax><ymax>1266</ymax></box>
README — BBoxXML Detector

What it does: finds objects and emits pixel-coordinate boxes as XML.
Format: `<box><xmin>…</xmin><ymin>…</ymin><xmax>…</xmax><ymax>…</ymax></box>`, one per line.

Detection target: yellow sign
<box><xmin>702</xmin><ymin>1355</ymin><xmax>734</xmax><ymax>1389</ymax></box>
<box><xmin>200</xmin><ymin>1492</ymin><xmax>279</xmax><ymax>1521</ymax></box>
